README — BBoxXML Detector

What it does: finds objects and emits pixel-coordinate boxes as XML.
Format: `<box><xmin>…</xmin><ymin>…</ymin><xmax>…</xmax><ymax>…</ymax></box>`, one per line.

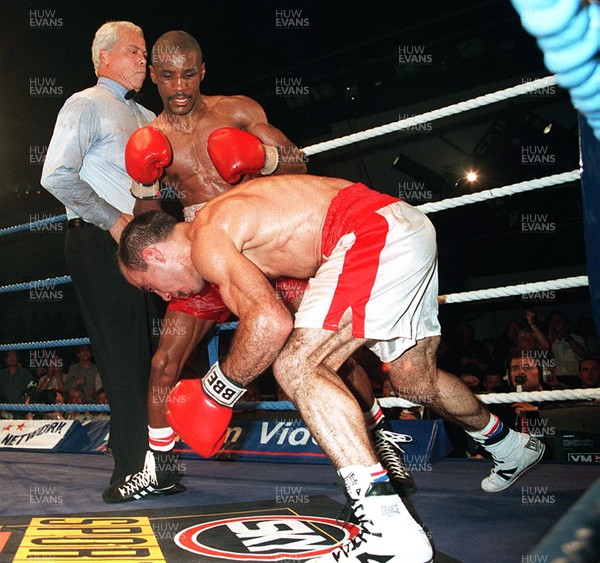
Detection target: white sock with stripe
<box><xmin>363</xmin><ymin>400</ymin><xmax>385</xmax><ymax>431</ymax></box>
<box><xmin>148</xmin><ymin>425</ymin><xmax>176</xmax><ymax>453</ymax></box>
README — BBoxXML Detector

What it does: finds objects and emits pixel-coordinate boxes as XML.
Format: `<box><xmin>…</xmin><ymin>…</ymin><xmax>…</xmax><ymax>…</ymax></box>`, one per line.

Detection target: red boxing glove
<box><xmin>207</xmin><ymin>127</ymin><xmax>280</xmax><ymax>184</ymax></box>
<box><xmin>166</xmin><ymin>363</ymin><xmax>246</xmax><ymax>457</ymax></box>
<box><xmin>125</xmin><ymin>126</ymin><xmax>172</xmax><ymax>199</ymax></box>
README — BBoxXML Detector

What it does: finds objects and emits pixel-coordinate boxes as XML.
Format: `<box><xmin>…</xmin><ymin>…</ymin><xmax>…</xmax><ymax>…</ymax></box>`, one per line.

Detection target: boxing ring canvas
<box><xmin>0</xmin><ymin>451</ymin><xmax>598</xmax><ymax>562</ymax></box>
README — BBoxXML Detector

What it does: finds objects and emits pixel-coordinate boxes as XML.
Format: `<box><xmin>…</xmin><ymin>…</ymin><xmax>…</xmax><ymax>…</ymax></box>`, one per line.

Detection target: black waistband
<box><xmin>68</xmin><ymin>218</ymin><xmax>89</xmax><ymax>229</ymax></box>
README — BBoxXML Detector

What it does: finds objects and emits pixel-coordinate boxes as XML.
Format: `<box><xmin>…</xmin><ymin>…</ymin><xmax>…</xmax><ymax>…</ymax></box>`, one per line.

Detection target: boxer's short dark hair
<box><xmin>118</xmin><ymin>211</ymin><xmax>177</xmax><ymax>271</ymax></box>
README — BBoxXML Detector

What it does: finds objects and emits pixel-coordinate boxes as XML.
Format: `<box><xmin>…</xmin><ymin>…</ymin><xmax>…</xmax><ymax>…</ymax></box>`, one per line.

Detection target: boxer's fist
<box><xmin>125</xmin><ymin>126</ymin><xmax>172</xmax><ymax>198</ymax></box>
<box><xmin>166</xmin><ymin>363</ymin><xmax>246</xmax><ymax>457</ymax></box>
<box><xmin>207</xmin><ymin>127</ymin><xmax>279</xmax><ymax>184</ymax></box>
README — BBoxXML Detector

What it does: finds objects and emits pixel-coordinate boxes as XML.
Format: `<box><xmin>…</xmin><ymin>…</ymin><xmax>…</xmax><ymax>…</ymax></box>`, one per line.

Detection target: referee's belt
<box><xmin>67</xmin><ymin>218</ymin><xmax>91</xmax><ymax>229</ymax></box>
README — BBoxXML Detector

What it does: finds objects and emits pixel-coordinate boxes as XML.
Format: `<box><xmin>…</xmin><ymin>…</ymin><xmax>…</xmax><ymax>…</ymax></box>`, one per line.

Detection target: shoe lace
<box><xmin>118</xmin><ymin>451</ymin><xmax>158</xmax><ymax>497</ymax></box>
<box><xmin>374</xmin><ymin>429</ymin><xmax>413</xmax><ymax>478</ymax></box>
<box><xmin>331</xmin><ymin>496</ymin><xmax>382</xmax><ymax>562</ymax></box>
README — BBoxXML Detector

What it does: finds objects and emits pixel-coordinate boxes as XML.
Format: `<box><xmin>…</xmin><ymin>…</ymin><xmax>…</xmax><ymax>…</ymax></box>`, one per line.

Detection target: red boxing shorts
<box><xmin>167</xmin><ymin>279</ymin><xmax>308</xmax><ymax>322</ymax></box>
<box><xmin>167</xmin><ymin>283</ymin><xmax>231</xmax><ymax>323</ymax></box>
<box><xmin>294</xmin><ymin>183</ymin><xmax>441</xmax><ymax>362</ymax></box>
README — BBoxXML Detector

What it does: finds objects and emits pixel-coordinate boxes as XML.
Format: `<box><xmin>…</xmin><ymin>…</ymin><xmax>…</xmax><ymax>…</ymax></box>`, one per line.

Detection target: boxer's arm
<box><xmin>133</xmin><ymin>198</ymin><xmax>162</xmax><ymax>216</ymax></box>
<box><xmin>167</xmin><ymin>251</ymin><xmax>291</xmax><ymax>457</ymax></box>
<box><xmin>149</xmin><ymin>311</ymin><xmax>215</xmax><ymax>428</ymax></box>
<box><xmin>191</xmin><ymin>229</ymin><xmax>293</xmax><ymax>386</ymax></box>
<box><xmin>41</xmin><ymin>96</ymin><xmax>121</xmax><ymax>230</ymax></box>
<box><xmin>233</xmin><ymin>96</ymin><xmax>307</xmax><ymax>175</ymax></box>
<box><xmin>244</xmin><ymin>122</ymin><xmax>307</xmax><ymax>175</ymax></box>
<box><xmin>219</xmin><ymin>256</ymin><xmax>293</xmax><ymax>385</ymax></box>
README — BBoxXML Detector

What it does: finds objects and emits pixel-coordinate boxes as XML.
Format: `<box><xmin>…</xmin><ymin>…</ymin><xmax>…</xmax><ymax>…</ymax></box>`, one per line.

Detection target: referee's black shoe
<box><xmin>102</xmin><ymin>450</ymin><xmax>185</xmax><ymax>503</ymax></box>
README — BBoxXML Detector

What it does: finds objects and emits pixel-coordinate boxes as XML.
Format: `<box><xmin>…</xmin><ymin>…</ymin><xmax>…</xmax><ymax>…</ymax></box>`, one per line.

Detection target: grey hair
<box><xmin>91</xmin><ymin>21</ymin><xmax>144</xmax><ymax>75</ymax></box>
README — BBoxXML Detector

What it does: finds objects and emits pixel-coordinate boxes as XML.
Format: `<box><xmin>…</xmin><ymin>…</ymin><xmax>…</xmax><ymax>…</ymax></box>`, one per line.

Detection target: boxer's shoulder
<box><xmin>209</xmin><ymin>94</ymin><xmax>263</xmax><ymax>117</ymax></box>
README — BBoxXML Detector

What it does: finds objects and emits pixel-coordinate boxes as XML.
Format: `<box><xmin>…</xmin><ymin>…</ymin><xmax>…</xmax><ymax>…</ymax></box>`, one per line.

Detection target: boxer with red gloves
<box><xmin>126</xmin><ymin>30</ymin><xmax>306</xmax><ymax>220</ymax></box>
<box><xmin>207</xmin><ymin>127</ymin><xmax>281</xmax><ymax>185</ymax></box>
<box><xmin>167</xmin><ymin>363</ymin><xmax>245</xmax><ymax>457</ymax></box>
<box><xmin>119</xmin><ymin>176</ymin><xmax>545</xmax><ymax>562</ymax></box>
<box><xmin>122</xmin><ymin>32</ymin><xmax>306</xmax><ymax>501</ymax></box>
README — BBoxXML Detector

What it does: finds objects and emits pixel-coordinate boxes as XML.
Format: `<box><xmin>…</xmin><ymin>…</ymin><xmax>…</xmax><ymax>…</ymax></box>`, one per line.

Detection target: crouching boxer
<box><xmin>118</xmin><ymin>173</ymin><xmax>544</xmax><ymax>562</ymax></box>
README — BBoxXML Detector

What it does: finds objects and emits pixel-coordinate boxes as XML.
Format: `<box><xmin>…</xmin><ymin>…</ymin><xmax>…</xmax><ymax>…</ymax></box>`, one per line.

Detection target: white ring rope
<box><xmin>2</xmin><ymin>76</ymin><xmax>590</xmax><ymax>384</ymax></box>
<box><xmin>438</xmin><ymin>276</ymin><xmax>588</xmax><ymax>305</ymax></box>
<box><xmin>379</xmin><ymin>388</ymin><xmax>600</xmax><ymax>409</ymax></box>
<box><xmin>417</xmin><ymin>170</ymin><xmax>580</xmax><ymax>214</ymax></box>
<box><xmin>303</xmin><ymin>76</ymin><xmax>559</xmax><ymax>155</ymax></box>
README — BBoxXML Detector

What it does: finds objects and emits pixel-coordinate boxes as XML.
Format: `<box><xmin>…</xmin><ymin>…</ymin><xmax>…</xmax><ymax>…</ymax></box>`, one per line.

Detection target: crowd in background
<box><xmin>374</xmin><ymin>308</ymin><xmax>599</xmax><ymax>457</ymax></box>
<box><xmin>1</xmin><ymin>307</ymin><xmax>598</xmax><ymax>431</ymax></box>
<box><xmin>0</xmin><ymin>344</ymin><xmax>107</xmax><ymax>420</ymax></box>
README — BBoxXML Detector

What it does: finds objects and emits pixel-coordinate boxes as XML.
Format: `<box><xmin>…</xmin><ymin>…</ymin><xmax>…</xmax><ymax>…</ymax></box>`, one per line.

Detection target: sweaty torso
<box><xmin>193</xmin><ymin>175</ymin><xmax>352</xmax><ymax>280</ymax></box>
<box><xmin>152</xmin><ymin>95</ymin><xmax>251</xmax><ymax>205</ymax></box>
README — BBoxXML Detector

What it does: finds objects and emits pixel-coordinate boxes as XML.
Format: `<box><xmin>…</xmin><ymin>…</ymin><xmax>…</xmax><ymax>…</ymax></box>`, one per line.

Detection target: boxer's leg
<box><xmin>274</xmin><ymin>312</ymin><xmax>432</xmax><ymax>563</ymax></box>
<box><xmin>275</xmin><ymin>320</ymin><xmax>372</xmax><ymax>468</ymax></box>
<box><xmin>287</xmin><ymin>291</ymin><xmax>417</xmax><ymax>494</ymax></box>
<box><xmin>389</xmin><ymin>335</ymin><xmax>545</xmax><ymax>493</ymax></box>
<box><xmin>339</xmin><ymin>355</ymin><xmax>417</xmax><ymax>496</ymax></box>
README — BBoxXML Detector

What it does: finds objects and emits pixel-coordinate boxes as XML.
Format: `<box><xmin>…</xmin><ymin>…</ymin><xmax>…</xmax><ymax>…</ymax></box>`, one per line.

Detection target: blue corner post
<box><xmin>579</xmin><ymin>114</ymin><xmax>600</xmax><ymax>334</ymax></box>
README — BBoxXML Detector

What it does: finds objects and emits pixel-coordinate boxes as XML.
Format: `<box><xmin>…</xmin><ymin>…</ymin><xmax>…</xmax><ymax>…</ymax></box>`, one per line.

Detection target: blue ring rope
<box><xmin>0</xmin><ymin>214</ymin><xmax>67</xmax><ymax>236</ymax></box>
<box><xmin>511</xmin><ymin>0</ymin><xmax>600</xmax><ymax>141</ymax></box>
<box><xmin>0</xmin><ymin>338</ymin><xmax>90</xmax><ymax>352</ymax></box>
<box><xmin>0</xmin><ymin>400</ymin><xmax>297</xmax><ymax>413</ymax></box>
<box><xmin>0</xmin><ymin>276</ymin><xmax>72</xmax><ymax>294</ymax></box>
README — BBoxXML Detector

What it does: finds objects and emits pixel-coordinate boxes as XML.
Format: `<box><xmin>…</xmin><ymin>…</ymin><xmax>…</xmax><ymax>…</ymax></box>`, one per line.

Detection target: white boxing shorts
<box><xmin>294</xmin><ymin>183</ymin><xmax>441</xmax><ymax>362</ymax></box>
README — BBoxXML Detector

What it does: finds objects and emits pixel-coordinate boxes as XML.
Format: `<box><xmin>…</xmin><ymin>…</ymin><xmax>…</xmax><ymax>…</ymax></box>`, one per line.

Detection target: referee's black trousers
<box><xmin>65</xmin><ymin>223</ymin><xmax>152</xmax><ymax>484</ymax></box>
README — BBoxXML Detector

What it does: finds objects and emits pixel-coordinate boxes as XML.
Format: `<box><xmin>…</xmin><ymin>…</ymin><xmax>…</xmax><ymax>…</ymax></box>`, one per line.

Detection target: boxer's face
<box><xmin>150</xmin><ymin>49</ymin><xmax>205</xmax><ymax>116</ymax></box>
<box><xmin>102</xmin><ymin>29</ymin><xmax>148</xmax><ymax>91</ymax></box>
<box><xmin>509</xmin><ymin>357</ymin><xmax>540</xmax><ymax>391</ymax></box>
<box><xmin>122</xmin><ymin>254</ymin><xmax>204</xmax><ymax>302</ymax></box>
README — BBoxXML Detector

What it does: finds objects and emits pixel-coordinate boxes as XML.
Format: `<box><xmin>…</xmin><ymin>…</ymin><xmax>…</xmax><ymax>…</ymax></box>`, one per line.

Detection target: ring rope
<box><xmin>438</xmin><ymin>275</ymin><xmax>588</xmax><ymax>305</ymax></box>
<box><xmin>302</xmin><ymin>76</ymin><xmax>559</xmax><ymax>156</ymax></box>
<box><xmin>1</xmin><ymin>388</ymin><xmax>597</xmax><ymax>414</ymax></box>
<box><xmin>0</xmin><ymin>338</ymin><xmax>90</xmax><ymax>352</ymax></box>
<box><xmin>0</xmin><ymin>168</ymin><xmax>579</xmax><ymax>244</ymax></box>
<box><xmin>0</xmin><ymin>214</ymin><xmax>67</xmax><ymax>237</ymax></box>
<box><xmin>379</xmin><ymin>388</ymin><xmax>600</xmax><ymax>409</ymax></box>
<box><xmin>1</xmin><ymin>276</ymin><xmax>587</xmax><ymax>352</ymax></box>
<box><xmin>416</xmin><ymin>170</ymin><xmax>580</xmax><ymax>214</ymax></box>
<box><xmin>0</xmin><ymin>169</ymin><xmax>581</xmax><ymax>298</ymax></box>
<box><xmin>0</xmin><ymin>276</ymin><xmax>72</xmax><ymax>294</ymax></box>
<box><xmin>0</xmin><ymin>403</ymin><xmax>108</xmax><ymax>413</ymax></box>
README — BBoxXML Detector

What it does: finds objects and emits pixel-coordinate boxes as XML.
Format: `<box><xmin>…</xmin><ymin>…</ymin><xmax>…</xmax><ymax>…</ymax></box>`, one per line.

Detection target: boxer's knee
<box><xmin>388</xmin><ymin>336</ymin><xmax>440</xmax><ymax>398</ymax></box>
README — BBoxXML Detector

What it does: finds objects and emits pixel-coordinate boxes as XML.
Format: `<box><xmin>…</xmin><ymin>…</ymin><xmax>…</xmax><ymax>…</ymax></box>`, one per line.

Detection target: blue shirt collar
<box><xmin>97</xmin><ymin>76</ymin><xmax>131</xmax><ymax>99</ymax></box>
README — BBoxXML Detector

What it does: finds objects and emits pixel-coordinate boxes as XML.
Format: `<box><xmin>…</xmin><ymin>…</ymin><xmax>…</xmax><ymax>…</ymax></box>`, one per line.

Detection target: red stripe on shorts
<box><xmin>323</xmin><ymin>211</ymin><xmax>390</xmax><ymax>337</ymax></box>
